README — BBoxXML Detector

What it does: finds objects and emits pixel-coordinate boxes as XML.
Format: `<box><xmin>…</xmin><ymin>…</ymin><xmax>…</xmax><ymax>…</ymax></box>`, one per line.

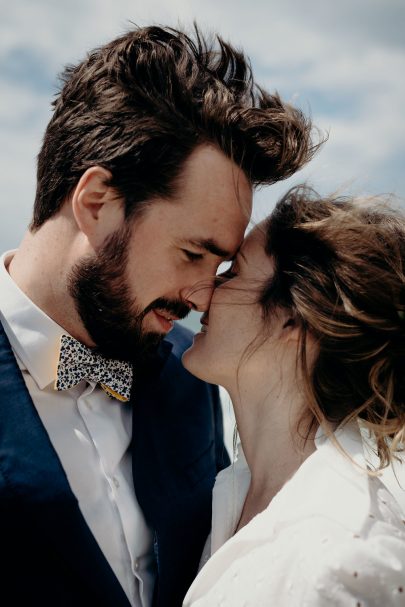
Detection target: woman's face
<box><xmin>182</xmin><ymin>223</ymin><xmax>282</xmax><ymax>387</ymax></box>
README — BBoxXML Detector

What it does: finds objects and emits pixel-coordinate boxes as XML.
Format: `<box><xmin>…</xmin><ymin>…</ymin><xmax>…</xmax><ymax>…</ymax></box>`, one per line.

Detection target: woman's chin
<box><xmin>182</xmin><ymin>345</ymin><xmax>212</xmax><ymax>383</ymax></box>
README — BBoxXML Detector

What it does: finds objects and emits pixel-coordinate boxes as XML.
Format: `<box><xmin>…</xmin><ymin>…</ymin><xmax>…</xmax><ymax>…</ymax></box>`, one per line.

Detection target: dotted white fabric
<box><xmin>184</xmin><ymin>421</ymin><xmax>405</xmax><ymax>607</ymax></box>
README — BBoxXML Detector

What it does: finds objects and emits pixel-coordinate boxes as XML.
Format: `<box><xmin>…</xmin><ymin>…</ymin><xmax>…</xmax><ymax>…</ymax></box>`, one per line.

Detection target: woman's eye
<box><xmin>217</xmin><ymin>259</ymin><xmax>238</xmax><ymax>284</ymax></box>
<box><xmin>183</xmin><ymin>249</ymin><xmax>203</xmax><ymax>262</ymax></box>
<box><xmin>217</xmin><ymin>263</ymin><xmax>238</xmax><ymax>281</ymax></box>
<box><xmin>221</xmin><ymin>269</ymin><xmax>238</xmax><ymax>279</ymax></box>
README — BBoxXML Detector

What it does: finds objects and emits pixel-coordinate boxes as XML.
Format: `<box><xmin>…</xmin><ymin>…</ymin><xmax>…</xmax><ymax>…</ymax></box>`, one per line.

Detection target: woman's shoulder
<box><xmin>274</xmin><ymin>420</ymin><xmax>405</xmax><ymax>534</ymax></box>
<box><xmin>233</xmin><ymin>451</ymin><xmax>405</xmax><ymax>549</ymax></box>
<box><xmin>185</xmin><ymin>508</ymin><xmax>405</xmax><ymax>607</ymax></box>
<box><xmin>294</xmin><ymin>514</ymin><xmax>405</xmax><ymax>606</ymax></box>
<box><xmin>247</xmin><ymin>514</ymin><xmax>405</xmax><ymax>606</ymax></box>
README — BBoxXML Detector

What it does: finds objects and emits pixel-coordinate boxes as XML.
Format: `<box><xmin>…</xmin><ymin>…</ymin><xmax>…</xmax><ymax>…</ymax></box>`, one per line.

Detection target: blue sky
<box><xmin>1</xmin><ymin>0</ymin><xmax>404</xmax><ymax>334</ymax></box>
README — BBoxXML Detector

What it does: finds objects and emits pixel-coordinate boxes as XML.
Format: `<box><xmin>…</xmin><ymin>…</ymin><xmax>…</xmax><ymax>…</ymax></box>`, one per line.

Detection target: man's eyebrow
<box><xmin>184</xmin><ymin>239</ymin><xmax>232</xmax><ymax>259</ymax></box>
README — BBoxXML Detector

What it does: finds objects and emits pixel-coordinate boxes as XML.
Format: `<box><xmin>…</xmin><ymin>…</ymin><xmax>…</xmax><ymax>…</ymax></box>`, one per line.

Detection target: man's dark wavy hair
<box><xmin>32</xmin><ymin>24</ymin><xmax>321</xmax><ymax>229</ymax></box>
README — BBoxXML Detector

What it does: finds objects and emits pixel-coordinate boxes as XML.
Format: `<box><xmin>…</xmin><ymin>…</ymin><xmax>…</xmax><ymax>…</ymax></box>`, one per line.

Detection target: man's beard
<box><xmin>67</xmin><ymin>225</ymin><xmax>190</xmax><ymax>363</ymax></box>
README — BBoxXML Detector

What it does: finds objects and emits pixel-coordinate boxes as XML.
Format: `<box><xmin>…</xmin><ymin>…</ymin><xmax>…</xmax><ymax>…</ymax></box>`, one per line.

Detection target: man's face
<box><xmin>69</xmin><ymin>144</ymin><xmax>252</xmax><ymax>361</ymax></box>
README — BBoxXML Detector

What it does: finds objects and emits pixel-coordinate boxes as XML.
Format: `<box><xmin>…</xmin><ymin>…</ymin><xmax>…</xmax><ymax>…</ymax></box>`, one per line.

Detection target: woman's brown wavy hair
<box><xmin>261</xmin><ymin>185</ymin><xmax>405</xmax><ymax>468</ymax></box>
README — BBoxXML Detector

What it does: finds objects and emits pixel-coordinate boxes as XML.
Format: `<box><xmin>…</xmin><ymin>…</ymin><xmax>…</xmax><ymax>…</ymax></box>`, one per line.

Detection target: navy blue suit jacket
<box><xmin>0</xmin><ymin>321</ymin><xmax>229</xmax><ymax>606</ymax></box>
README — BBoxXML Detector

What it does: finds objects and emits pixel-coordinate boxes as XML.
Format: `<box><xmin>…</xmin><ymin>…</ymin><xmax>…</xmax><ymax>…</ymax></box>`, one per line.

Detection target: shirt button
<box><xmin>112</xmin><ymin>476</ymin><xmax>120</xmax><ymax>488</ymax></box>
<box><xmin>134</xmin><ymin>560</ymin><xmax>139</xmax><ymax>571</ymax></box>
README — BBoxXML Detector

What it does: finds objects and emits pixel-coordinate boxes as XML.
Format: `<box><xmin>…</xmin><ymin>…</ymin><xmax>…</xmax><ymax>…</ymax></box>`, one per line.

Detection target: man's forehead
<box><xmin>174</xmin><ymin>145</ymin><xmax>253</xmax><ymax>214</ymax></box>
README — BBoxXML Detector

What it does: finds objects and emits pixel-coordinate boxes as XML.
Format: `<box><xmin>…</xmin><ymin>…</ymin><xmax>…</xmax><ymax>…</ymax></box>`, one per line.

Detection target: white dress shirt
<box><xmin>0</xmin><ymin>251</ymin><xmax>155</xmax><ymax>607</ymax></box>
<box><xmin>184</xmin><ymin>420</ymin><xmax>405</xmax><ymax>606</ymax></box>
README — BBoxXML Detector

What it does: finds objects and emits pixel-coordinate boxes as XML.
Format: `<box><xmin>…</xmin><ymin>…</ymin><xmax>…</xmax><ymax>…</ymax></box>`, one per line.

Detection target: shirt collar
<box><xmin>314</xmin><ymin>418</ymin><xmax>367</xmax><ymax>469</ymax></box>
<box><xmin>0</xmin><ymin>250</ymin><xmax>66</xmax><ymax>390</ymax></box>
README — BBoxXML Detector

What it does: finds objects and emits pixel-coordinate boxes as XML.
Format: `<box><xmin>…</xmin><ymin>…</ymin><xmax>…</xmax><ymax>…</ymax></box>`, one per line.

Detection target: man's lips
<box><xmin>151</xmin><ymin>309</ymin><xmax>180</xmax><ymax>332</ymax></box>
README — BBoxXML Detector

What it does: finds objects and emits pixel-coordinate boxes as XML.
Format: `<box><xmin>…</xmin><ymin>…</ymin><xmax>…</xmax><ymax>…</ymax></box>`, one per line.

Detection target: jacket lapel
<box><xmin>0</xmin><ymin>321</ymin><xmax>131</xmax><ymax>606</ymax></box>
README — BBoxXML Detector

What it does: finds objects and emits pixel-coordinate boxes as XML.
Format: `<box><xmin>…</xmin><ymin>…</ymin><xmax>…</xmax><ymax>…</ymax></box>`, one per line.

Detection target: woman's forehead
<box><xmin>240</xmin><ymin>221</ymin><xmax>267</xmax><ymax>252</ymax></box>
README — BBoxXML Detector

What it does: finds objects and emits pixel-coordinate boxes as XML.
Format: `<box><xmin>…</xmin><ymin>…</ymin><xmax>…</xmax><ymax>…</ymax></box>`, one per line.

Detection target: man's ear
<box><xmin>71</xmin><ymin>166</ymin><xmax>125</xmax><ymax>247</ymax></box>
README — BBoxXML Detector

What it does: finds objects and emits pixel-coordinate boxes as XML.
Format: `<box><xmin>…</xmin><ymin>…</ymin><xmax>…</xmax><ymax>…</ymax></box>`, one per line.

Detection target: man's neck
<box><xmin>9</xmin><ymin>228</ymin><xmax>93</xmax><ymax>347</ymax></box>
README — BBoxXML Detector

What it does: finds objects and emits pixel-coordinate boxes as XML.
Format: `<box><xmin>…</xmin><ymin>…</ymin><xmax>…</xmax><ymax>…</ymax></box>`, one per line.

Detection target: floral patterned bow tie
<box><xmin>55</xmin><ymin>335</ymin><xmax>133</xmax><ymax>402</ymax></box>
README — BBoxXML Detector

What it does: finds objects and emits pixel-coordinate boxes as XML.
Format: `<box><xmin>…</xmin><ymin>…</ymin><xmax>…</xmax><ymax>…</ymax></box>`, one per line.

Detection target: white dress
<box><xmin>183</xmin><ymin>421</ymin><xmax>405</xmax><ymax>606</ymax></box>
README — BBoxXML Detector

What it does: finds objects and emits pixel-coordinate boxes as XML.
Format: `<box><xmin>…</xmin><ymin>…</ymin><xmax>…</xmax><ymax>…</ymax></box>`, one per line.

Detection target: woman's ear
<box><xmin>71</xmin><ymin>166</ymin><xmax>125</xmax><ymax>247</ymax></box>
<box><xmin>282</xmin><ymin>317</ymin><xmax>296</xmax><ymax>330</ymax></box>
<box><xmin>280</xmin><ymin>314</ymin><xmax>301</xmax><ymax>343</ymax></box>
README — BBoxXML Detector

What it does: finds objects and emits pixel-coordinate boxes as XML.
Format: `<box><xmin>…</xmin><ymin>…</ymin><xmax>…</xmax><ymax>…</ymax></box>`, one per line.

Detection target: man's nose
<box><xmin>180</xmin><ymin>280</ymin><xmax>215</xmax><ymax>312</ymax></box>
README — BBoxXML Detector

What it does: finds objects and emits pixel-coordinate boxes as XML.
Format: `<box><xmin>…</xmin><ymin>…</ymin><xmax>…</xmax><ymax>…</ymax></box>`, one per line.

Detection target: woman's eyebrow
<box><xmin>237</xmin><ymin>249</ymin><xmax>248</xmax><ymax>264</ymax></box>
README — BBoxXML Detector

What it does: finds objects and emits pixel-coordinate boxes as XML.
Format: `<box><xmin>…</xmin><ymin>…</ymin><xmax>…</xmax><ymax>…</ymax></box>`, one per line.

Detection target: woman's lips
<box><xmin>198</xmin><ymin>315</ymin><xmax>209</xmax><ymax>334</ymax></box>
<box><xmin>200</xmin><ymin>313</ymin><xmax>209</xmax><ymax>331</ymax></box>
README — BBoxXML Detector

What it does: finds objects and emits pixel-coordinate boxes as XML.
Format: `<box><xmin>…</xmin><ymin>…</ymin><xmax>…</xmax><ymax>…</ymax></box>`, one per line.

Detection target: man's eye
<box><xmin>183</xmin><ymin>249</ymin><xmax>203</xmax><ymax>262</ymax></box>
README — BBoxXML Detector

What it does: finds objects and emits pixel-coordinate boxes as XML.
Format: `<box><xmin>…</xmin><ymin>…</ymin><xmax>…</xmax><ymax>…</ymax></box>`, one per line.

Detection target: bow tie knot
<box><xmin>55</xmin><ymin>335</ymin><xmax>133</xmax><ymax>402</ymax></box>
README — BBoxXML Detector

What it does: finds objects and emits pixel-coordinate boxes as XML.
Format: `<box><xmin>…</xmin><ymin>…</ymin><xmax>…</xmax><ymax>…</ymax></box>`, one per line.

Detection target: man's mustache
<box><xmin>143</xmin><ymin>297</ymin><xmax>191</xmax><ymax>320</ymax></box>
